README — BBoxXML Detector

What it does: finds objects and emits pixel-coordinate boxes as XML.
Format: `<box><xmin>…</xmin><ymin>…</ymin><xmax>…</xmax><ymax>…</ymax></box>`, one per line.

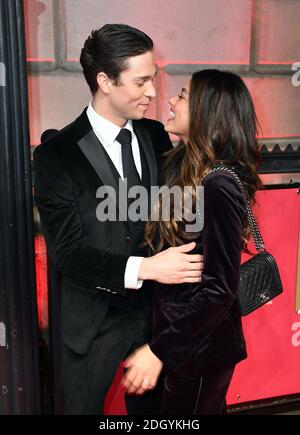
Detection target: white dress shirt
<box><xmin>86</xmin><ymin>101</ymin><xmax>143</xmax><ymax>290</ymax></box>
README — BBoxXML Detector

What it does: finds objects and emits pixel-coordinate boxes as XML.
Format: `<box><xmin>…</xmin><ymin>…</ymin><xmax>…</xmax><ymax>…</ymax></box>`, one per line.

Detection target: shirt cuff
<box><xmin>124</xmin><ymin>256</ymin><xmax>144</xmax><ymax>289</ymax></box>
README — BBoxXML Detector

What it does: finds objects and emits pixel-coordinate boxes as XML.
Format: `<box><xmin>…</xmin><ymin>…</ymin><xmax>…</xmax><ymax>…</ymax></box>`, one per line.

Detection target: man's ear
<box><xmin>96</xmin><ymin>72</ymin><xmax>113</xmax><ymax>94</ymax></box>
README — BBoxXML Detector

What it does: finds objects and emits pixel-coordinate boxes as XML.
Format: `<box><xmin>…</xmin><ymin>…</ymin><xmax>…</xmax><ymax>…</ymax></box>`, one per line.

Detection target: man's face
<box><xmin>107</xmin><ymin>51</ymin><xmax>157</xmax><ymax>126</ymax></box>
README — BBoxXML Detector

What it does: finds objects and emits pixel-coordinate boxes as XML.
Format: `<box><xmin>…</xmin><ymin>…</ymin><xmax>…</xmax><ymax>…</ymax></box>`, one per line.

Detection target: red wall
<box><xmin>227</xmin><ymin>188</ymin><xmax>300</xmax><ymax>405</ymax></box>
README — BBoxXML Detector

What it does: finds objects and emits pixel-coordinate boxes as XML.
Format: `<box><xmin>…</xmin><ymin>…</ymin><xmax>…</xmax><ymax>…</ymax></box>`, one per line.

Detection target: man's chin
<box><xmin>130</xmin><ymin>112</ymin><xmax>145</xmax><ymax>120</ymax></box>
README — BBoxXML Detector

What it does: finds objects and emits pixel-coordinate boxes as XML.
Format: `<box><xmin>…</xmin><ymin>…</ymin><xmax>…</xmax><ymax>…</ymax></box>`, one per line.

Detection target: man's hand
<box><xmin>122</xmin><ymin>344</ymin><xmax>163</xmax><ymax>396</ymax></box>
<box><xmin>139</xmin><ymin>242</ymin><xmax>203</xmax><ymax>284</ymax></box>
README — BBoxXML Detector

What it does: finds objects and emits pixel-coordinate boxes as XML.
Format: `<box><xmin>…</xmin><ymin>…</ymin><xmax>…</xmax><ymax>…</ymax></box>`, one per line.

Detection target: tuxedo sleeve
<box><xmin>149</xmin><ymin>173</ymin><xmax>246</xmax><ymax>371</ymax></box>
<box><xmin>33</xmin><ymin>145</ymin><xmax>129</xmax><ymax>296</ymax></box>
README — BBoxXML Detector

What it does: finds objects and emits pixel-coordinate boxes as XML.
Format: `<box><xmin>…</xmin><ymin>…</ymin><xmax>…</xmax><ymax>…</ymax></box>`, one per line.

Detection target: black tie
<box><xmin>116</xmin><ymin>128</ymin><xmax>140</xmax><ymax>189</ymax></box>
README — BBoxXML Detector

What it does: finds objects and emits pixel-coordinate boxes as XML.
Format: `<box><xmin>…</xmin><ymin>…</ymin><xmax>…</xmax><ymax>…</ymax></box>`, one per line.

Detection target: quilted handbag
<box><xmin>203</xmin><ymin>165</ymin><xmax>283</xmax><ymax>316</ymax></box>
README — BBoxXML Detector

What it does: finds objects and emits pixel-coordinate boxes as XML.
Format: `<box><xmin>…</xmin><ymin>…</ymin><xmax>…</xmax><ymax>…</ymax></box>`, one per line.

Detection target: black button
<box><xmin>126</xmin><ymin>236</ymin><xmax>132</xmax><ymax>242</ymax></box>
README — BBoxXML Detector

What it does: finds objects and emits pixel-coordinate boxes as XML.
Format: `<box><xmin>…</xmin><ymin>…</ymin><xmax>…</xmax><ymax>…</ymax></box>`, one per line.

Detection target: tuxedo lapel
<box><xmin>133</xmin><ymin>121</ymin><xmax>157</xmax><ymax>187</ymax></box>
<box><xmin>77</xmin><ymin>129</ymin><xmax>119</xmax><ymax>195</ymax></box>
<box><xmin>75</xmin><ymin>112</ymin><xmax>157</xmax><ymax>189</ymax></box>
<box><xmin>76</xmin><ymin>113</ymin><xmax>158</xmax><ymax>236</ymax></box>
<box><xmin>77</xmin><ymin>129</ymin><xmax>133</xmax><ymax>233</ymax></box>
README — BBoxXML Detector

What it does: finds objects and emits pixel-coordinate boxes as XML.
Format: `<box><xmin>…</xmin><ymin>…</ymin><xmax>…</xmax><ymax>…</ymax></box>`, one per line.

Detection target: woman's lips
<box><xmin>167</xmin><ymin>110</ymin><xmax>175</xmax><ymax>121</ymax></box>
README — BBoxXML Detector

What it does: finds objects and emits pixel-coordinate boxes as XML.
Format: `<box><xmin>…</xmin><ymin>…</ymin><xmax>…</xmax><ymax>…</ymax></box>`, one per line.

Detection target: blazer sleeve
<box><xmin>149</xmin><ymin>172</ymin><xmax>246</xmax><ymax>372</ymax></box>
<box><xmin>33</xmin><ymin>144</ymin><xmax>129</xmax><ymax>295</ymax></box>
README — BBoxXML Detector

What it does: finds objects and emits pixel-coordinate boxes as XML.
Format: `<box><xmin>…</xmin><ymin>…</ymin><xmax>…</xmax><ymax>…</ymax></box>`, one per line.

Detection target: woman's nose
<box><xmin>168</xmin><ymin>95</ymin><xmax>177</xmax><ymax>106</ymax></box>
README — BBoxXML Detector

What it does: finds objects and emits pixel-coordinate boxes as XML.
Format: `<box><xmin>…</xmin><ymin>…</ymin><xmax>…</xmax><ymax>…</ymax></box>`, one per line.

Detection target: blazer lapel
<box><xmin>76</xmin><ymin>116</ymin><xmax>158</xmax><ymax>235</ymax></box>
<box><xmin>133</xmin><ymin>121</ymin><xmax>157</xmax><ymax>187</ymax></box>
<box><xmin>77</xmin><ymin>129</ymin><xmax>120</xmax><ymax>195</ymax></box>
<box><xmin>76</xmin><ymin>115</ymin><xmax>158</xmax><ymax>190</ymax></box>
<box><xmin>78</xmin><ymin>129</ymin><xmax>135</xmax><ymax>233</ymax></box>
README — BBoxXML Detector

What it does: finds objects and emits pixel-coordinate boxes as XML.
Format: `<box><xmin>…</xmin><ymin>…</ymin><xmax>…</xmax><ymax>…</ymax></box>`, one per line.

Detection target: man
<box><xmin>34</xmin><ymin>24</ymin><xmax>202</xmax><ymax>415</ymax></box>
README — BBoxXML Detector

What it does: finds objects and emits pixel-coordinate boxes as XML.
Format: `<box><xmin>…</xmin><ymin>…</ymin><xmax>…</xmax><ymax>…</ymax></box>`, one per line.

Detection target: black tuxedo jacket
<box><xmin>33</xmin><ymin>109</ymin><xmax>172</xmax><ymax>354</ymax></box>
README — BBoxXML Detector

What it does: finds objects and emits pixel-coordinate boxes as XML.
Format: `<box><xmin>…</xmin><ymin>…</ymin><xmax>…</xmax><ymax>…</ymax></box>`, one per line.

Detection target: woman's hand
<box><xmin>122</xmin><ymin>344</ymin><xmax>163</xmax><ymax>395</ymax></box>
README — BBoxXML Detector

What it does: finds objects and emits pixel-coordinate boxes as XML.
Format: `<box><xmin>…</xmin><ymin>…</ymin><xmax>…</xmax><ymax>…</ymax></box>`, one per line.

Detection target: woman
<box><xmin>123</xmin><ymin>69</ymin><xmax>261</xmax><ymax>415</ymax></box>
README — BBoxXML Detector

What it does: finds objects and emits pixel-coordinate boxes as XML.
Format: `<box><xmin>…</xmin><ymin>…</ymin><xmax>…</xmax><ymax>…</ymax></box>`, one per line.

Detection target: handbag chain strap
<box><xmin>202</xmin><ymin>165</ymin><xmax>266</xmax><ymax>253</ymax></box>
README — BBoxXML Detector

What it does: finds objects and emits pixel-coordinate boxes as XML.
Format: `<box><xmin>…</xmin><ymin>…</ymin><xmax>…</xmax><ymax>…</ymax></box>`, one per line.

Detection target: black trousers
<box><xmin>62</xmin><ymin>304</ymin><xmax>162</xmax><ymax>415</ymax></box>
<box><xmin>160</xmin><ymin>366</ymin><xmax>235</xmax><ymax>415</ymax></box>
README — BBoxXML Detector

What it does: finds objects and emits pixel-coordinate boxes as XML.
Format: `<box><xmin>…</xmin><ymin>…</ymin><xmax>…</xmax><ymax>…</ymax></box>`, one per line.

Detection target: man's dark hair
<box><xmin>80</xmin><ymin>24</ymin><xmax>154</xmax><ymax>94</ymax></box>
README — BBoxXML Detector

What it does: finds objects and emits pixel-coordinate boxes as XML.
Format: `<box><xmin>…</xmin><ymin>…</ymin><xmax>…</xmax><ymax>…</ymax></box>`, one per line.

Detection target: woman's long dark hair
<box><xmin>146</xmin><ymin>69</ymin><xmax>262</xmax><ymax>253</ymax></box>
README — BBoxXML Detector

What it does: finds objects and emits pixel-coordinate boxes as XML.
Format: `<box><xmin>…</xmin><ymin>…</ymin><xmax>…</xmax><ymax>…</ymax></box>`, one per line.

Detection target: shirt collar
<box><xmin>87</xmin><ymin>100</ymin><xmax>134</xmax><ymax>146</ymax></box>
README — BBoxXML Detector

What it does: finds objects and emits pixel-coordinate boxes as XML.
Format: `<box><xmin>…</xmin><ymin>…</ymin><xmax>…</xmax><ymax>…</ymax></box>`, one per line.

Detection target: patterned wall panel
<box><xmin>64</xmin><ymin>0</ymin><xmax>252</xmax><ymax>65</ymax></box>
<box><xmin>245</xmin><ymin>76</ymin><xmax>300</xmax><ymax>138</ymax></box>
<box><xmin>27</xmin><ymin>74</ymin><xmax>90</xmax><ymax>144</ymax></box>
<box><xmin>256</xmin><ymin>0</ymin><xmax>300</xmax><ymax>64</ymax></box>
<box><xmin>25</xmin><ymin>0</ymin><xmax>300</xmax><ymax>142</ymax></box>
<box><xmin>156</xmin><ymin>72</ymin><xmax>300</xmax><ymax>139</ymax></box>
<box><xmin>24</xmin><ymin>0</ymin><xmax>55</xmax><ymax>62</ymax></box>
<box><xmin>27</xmin><ymin>70</ymin><xmax>300</xmax><ymax>144</ymax></box>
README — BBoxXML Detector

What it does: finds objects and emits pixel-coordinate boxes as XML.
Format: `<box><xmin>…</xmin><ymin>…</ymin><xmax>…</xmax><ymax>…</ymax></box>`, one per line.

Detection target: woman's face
<box><xmin>164</xmin><ymin>80</ymin><xmax>190</xmax><ymax>143</ymax></box>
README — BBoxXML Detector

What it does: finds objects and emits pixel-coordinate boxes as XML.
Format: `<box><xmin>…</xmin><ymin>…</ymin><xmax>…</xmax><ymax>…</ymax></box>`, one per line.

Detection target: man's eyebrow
<box><xmin>134</xmin><ymin>69</ymin><xmax>158</xmax><ymax>81</ymax></box>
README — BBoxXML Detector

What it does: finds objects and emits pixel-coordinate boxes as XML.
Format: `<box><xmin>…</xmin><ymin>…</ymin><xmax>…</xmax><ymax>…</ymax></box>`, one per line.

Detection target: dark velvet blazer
<box><xmin>33</xmin><ymin>109</ymin><xmax>172</xmax><ymax>354</ymax></box>
<box><xmin>150</xmin><ymin>171</ymin><xmax>248</xmax><ymax>378</ymax></box>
